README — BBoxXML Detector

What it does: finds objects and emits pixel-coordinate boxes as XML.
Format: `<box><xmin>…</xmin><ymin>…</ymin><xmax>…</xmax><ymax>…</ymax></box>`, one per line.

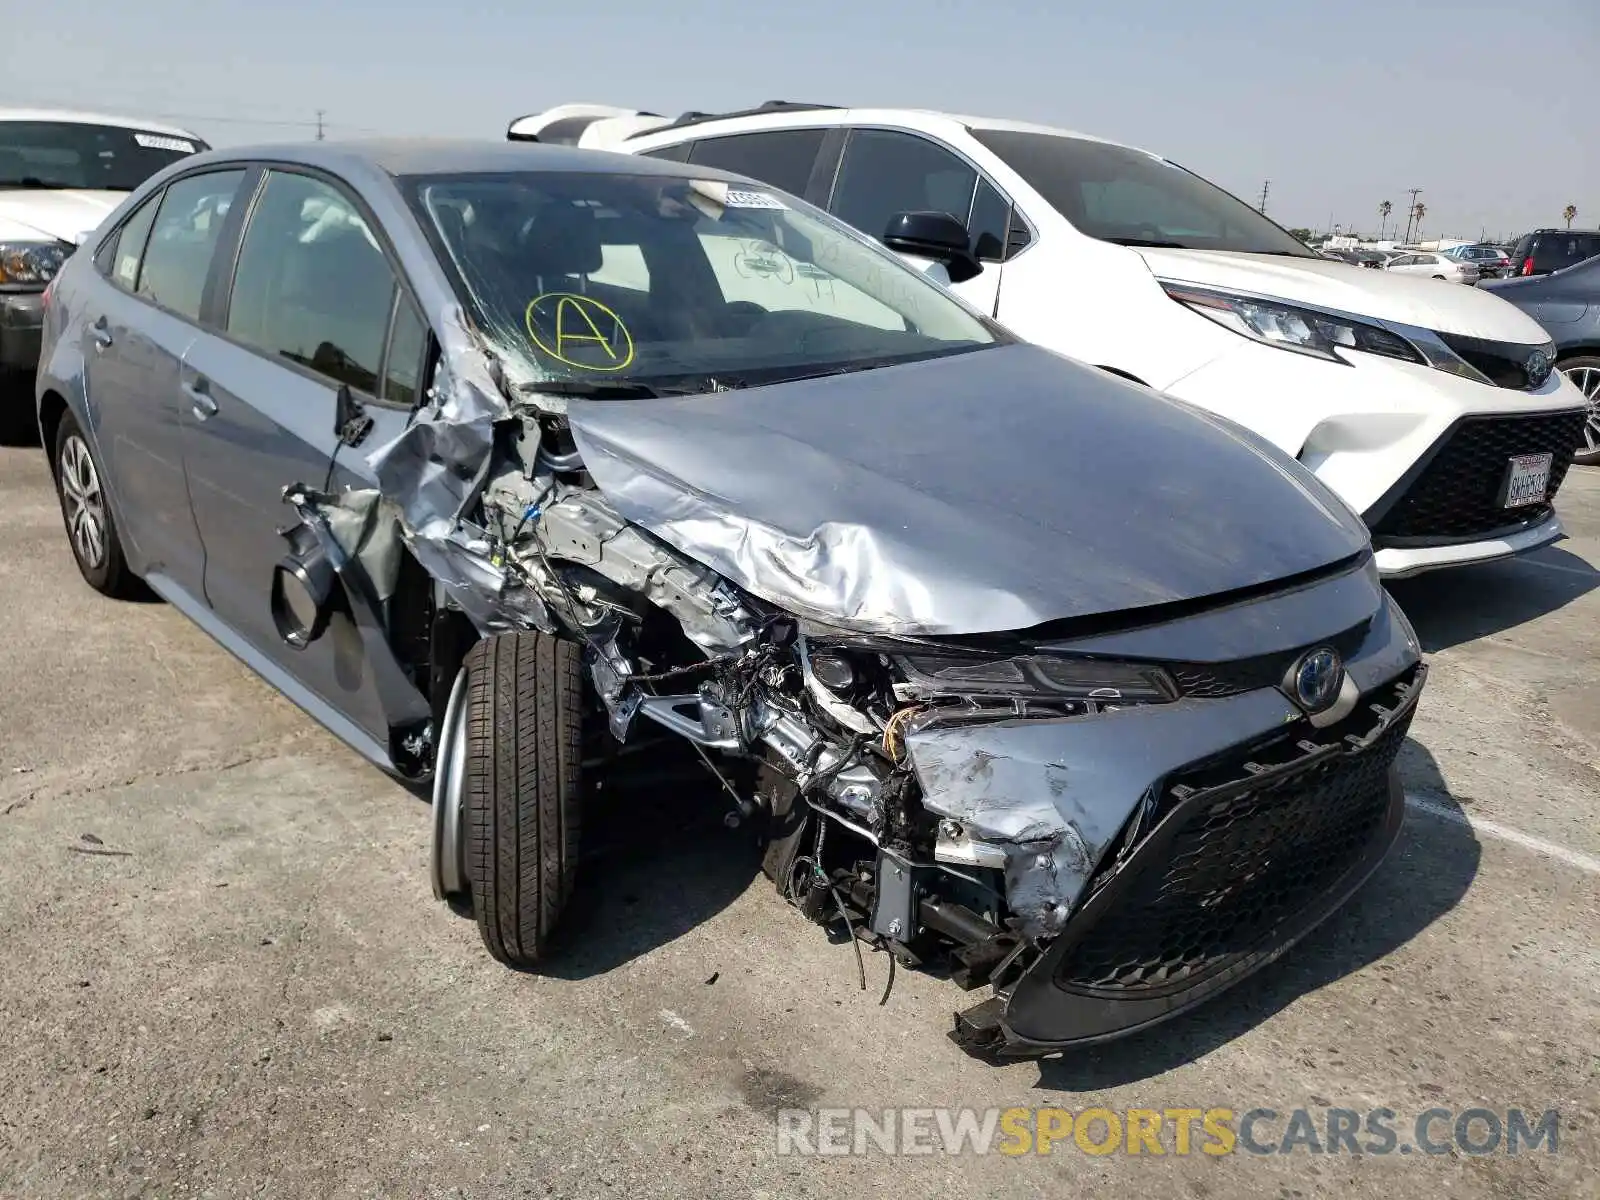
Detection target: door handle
<box><xmin>182</xmin><ymin>379</ymin><xmax>218</xmax><ymax>420</ymax></box>
<box><xmin>90</xmin><ymin>318</ymin><xmax>113</xmax><ymax>349</ymax></box>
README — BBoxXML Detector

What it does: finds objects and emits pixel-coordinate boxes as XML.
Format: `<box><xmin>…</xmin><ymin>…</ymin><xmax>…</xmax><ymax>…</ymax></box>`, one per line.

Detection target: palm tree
<box><xmin>1412</xmin><ymin>201</ymin><xmax>1426</xmax><ymax>239</ymax></box>
<box><xmin>1564</xmin><ymin>204</ymin><xmax>1577</xmax><ymax>229</ymax></box>
<box><xmin>1379</xmin><ymin>200</ymin><xmax>1392</xmax><ymax>239</ymax></box>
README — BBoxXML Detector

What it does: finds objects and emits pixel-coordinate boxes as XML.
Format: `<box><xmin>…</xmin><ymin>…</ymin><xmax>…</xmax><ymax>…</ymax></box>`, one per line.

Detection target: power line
<box><xmin>0</xmin><ymin>91</ymin><xmax>386</xmax><ymax>135</ymax></box>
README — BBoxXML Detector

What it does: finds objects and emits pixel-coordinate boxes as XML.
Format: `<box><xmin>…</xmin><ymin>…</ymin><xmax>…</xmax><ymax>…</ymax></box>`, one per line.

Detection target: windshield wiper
<box><xmin>517</xmin><ymin>377</ymin><xmax>744</xmax><ymax>401</ymax></box>
<box><xmin>1105</xmin><ymin>237</ymin><xmax>1188</xmax><ymax>248</ymax></box>
<box><xmin>519</xmin><ymin>380</ymin><xmax>661</xmax><ymax>400</ymax></box>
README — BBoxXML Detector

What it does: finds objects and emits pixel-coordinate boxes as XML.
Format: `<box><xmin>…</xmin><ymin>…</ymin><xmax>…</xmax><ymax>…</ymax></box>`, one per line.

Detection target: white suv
<box><xmin>508</xmin><ymin>102</ymin><xmax>1590</xmax><ymax>578</ymax></box>
<box><xmin>1</xmin><ymin>109</ymin><xmax>206</xmax><ymax>432</ymax></box>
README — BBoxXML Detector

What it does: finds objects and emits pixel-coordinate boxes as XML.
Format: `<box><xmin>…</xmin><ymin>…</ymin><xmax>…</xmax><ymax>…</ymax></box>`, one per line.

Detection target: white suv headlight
<box><xmin>0</xmin><ymin>240</ymin><xmax>71</xmax><ymax>288</ymax></box>
<box><xmin>1162</xmin><ymin>283</ymin><xmax>1426</xmax><ymax>367</ymax></box>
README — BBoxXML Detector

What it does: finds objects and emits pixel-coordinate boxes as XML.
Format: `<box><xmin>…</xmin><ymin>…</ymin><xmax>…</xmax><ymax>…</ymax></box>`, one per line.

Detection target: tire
<box><xmin>51</xmin><ymin>409</ymin><xmax>140</xmax><ymax>597</ymax></box>
<box><xmin>1557</xmin><ymin>356</ymin><xmax>1600</xmax><ymax>466</ymax></box>
<box><xmin>461</xmin><ymin>631</ymin><xmax>585</xmax><ymax>969</ymax></box>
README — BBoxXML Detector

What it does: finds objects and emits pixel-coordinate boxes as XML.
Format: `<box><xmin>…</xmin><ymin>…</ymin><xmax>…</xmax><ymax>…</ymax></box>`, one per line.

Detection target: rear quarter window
<box><xmin>1536</xmin><ymin>233</ymin><xmax>1600</xmax><ymax>269</ymax></box>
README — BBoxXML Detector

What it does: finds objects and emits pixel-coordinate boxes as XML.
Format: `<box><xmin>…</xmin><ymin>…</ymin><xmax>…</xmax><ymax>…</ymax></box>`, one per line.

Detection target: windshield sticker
<box><xmin>688</xmin><ymin>179</ymin><xmax>789</xmax><ymax>220</ymax></box>
<box><xmin>725</xmin><ymin>188</ymin><xmax>787</xmax><ymax>210</ymax></box>
<box><xmin>133</xmin><ymin>133</ymin><xmax>197</xmax><ymax>154</ymax></box>
<box><xmin>524</xmin><ymin>293</ymin><xmax>635</xmax><ymax>372</ymax></box>
<box><xmin>733</xmin><ymin>240</ymin><xmax>796</xmax><ymax>284</ymax></box>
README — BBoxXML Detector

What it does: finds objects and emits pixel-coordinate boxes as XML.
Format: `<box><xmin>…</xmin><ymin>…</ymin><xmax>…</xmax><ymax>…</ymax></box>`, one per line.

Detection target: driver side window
<box><xmin>830</xmin><ymin>129</ymin><xmax>978</xmax><ymax>242</ymax></box>
<box><xmin>226</xmin><ymin>170</ymin><xmax>411</xmax><ymax>399</ymax></box>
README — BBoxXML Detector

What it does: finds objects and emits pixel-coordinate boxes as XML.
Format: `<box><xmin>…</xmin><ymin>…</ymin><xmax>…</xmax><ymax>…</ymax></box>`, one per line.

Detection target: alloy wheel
<box><xmin>58</xmin><ymin>434</ymin><xmax>108</xmax><ymax>569</ymax></box>
<box><xmin>1563</xmin><ymin>365</ymin><xmax>1600</xmax><ymax>453</ymax></box>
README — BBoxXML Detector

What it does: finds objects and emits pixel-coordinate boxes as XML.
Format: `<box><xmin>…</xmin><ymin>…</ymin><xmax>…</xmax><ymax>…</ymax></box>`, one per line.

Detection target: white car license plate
<box><xmin>1503</xmin><ymin>452</ymin><xmax>1553</xmax><ymax>508</ymax></box>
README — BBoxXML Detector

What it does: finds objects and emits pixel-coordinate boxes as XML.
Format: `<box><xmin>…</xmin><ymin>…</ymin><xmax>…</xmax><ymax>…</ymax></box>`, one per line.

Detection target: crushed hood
<box><xmin>0</xmin><ymin>188</ymin><xmax>123</xmax><ymax>243</ymax></box>
<box><xmin>566</xmin><ymin>343</ymin><xmax>1368</xmax><ymax>635</ymax></box>
<box><xmin>1136</xmin><ymin>247</ymin><xmax>1553</xmax><ymax>343</ymax></box>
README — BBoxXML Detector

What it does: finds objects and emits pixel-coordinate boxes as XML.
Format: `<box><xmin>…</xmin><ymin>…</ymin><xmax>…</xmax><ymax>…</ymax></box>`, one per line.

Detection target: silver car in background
<box><xmin>36</xmin><ymin>140</ymin><xmax>1425</xmax><ymax>1056</ymax></box>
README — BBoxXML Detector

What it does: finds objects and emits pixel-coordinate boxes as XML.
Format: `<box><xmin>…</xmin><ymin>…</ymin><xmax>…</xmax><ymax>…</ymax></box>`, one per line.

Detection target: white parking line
<box><xmin>1405</xmin><ymin>792</ymin><xmax>1600</xmax><ymax>875</ymax></box>
<box><xmin>1517</xmin><ymin>556</ymin><xmax>1598</xmax><ymax>579</ymax></box>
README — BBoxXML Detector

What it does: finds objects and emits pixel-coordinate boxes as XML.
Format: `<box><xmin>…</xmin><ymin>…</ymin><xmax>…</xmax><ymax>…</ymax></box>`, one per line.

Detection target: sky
<box><xmin>6</xmin><ymin>0</ymin><xmax>1596</xmax><ymax>242</ymax></box>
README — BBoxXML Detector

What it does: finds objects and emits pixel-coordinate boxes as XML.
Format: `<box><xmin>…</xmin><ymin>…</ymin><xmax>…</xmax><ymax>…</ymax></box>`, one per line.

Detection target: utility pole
<box><xmin>1403</xmin><ymin>188</ymin><xmax>1422</xmax><ymax>242</ymax></box>
<box><xmin>1258</xmin><ymin>180</ymin><xmax>1270</xmax><ymax>215</ymax></box>
<box><xmin>315</xmin><ymin>110</ymin><xmax>326</xmax><ymax>141</ymax></box>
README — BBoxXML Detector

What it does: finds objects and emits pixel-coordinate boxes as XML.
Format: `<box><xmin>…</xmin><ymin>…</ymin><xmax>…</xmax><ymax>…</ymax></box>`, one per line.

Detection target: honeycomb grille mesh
<box><xmin>1370</xmin><ymin>410</ymin><xmax>1585</xmax><ymax>541</ymax></box>
<box><xmin>1053</xmin><ymin>703</ymin><xmax>1414</xmax><ymax>996</ymax></box>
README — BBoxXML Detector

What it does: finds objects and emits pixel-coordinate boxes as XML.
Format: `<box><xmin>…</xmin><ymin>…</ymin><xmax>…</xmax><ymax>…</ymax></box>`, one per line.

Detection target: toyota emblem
<box><xmin>1287</xmin><ymin>647</ymin><xmax>1344</xmax><ymax>714</ymax></box>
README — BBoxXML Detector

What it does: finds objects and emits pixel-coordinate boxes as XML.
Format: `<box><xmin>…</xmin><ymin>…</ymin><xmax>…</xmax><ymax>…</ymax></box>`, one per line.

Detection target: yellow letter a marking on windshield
<box><xmin>556</xmin><ymin>295</ymin><xmax>617</xmax><ymax>362</ymax></box>
<box><xmin>526</xmin><ymin>292</ymin><xmax>635</xmax><ymax>372</ymax></box>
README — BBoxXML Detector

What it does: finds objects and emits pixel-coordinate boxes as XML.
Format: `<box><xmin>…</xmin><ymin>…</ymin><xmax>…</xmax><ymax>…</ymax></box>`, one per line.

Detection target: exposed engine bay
<box><xmin>460</xmin><ymin>403</ymin><xmax>1094</xmax><ymax>1003</ymax></box>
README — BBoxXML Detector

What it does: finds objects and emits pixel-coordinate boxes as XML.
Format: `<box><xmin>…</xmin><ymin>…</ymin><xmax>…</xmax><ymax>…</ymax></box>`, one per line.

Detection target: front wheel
<box><xmin>449</xmin><ymin>631</ymin><xmax>585</xmax><ymax>969</ymax></box>
<box><xmin>1558</xmin><ymin>356</ymin><xmax>1600</xmax><ymax>466</ymax></box>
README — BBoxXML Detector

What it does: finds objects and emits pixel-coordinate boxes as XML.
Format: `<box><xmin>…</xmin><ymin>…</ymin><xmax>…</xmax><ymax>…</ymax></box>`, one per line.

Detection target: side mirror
<box><xmin>882</xmin><ymin>211</ymin><xmax>983</xmax><ymax>284</ymax></box>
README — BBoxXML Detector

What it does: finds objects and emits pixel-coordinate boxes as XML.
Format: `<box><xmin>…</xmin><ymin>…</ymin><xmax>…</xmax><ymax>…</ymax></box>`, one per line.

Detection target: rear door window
<box><xmin>685</xmin><ymin>130</ymin><xmax>825</xmax><ymax>198</ymax></box>
<box><xmin>830</xmin><ymin>130</ymin><xmax>977</xmax><ymax>243</ymax></box>
<box><xmin>135</xmin><ymin>169</ymin><xmax>248</xmax><ymax>320</ymax></box>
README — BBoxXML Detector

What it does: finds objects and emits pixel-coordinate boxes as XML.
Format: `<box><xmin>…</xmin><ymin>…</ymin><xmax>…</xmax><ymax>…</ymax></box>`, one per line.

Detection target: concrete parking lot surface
<box><xmin>1</xmin><ymin>427</ymin><xmax>1596</xmax><ymax>1199</ymax></box>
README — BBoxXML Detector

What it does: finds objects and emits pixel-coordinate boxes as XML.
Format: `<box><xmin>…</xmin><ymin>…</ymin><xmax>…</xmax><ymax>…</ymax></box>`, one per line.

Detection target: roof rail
<box><xmin>622</xmin><ymin>99</ymin><xmax>841</xmax><ymax>140</ymax></box>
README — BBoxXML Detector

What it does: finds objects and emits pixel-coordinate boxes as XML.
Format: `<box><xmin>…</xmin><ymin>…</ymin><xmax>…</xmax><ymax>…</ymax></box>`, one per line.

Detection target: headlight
<box><xmin>895</xmin><ymin>653</ymin><xmax>1177</xmax><ymax>703</ymax></box>
<box><xmin>0</xmin><ymin>240</ymin><xmax>71</xmax><ymax>287</ymax></box>
<box><xmin>1163</xmin><ymin>283</ymin><xmax>1424</xmax><ymax>366</ymax></box>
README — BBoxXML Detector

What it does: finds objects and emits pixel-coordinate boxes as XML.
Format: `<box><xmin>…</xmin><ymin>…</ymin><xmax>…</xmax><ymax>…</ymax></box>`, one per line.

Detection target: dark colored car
<box><xmin>1443</xmin><ymin>244</ymin><xmax>1514</xmax><ymax>279</ymax></box>
<box><xmin>37</xmin><ymin>139</ymin><xmax>1426</xmax><ymax>1058</ymax></box>
<box><xmin>1324</xmin><ymin>249</ymin><xmax>1385</xmax><ymax>269</ymax></box>
<box><xmin>1484</xmin><ymin>255</ymin><xmax>1600</xmax><ymax>463</ymax></box>
<box><xmin>1508</xmin><ymin>229</ymin><xmax>1600</xmax><ymax>278</ymax></box>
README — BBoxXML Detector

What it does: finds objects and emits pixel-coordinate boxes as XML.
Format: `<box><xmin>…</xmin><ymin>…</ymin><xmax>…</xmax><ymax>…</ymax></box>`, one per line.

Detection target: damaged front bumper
<box><xmin>894</xmin><ymin>583</ymin><xmax>1426</xmax><ymax>1056</ymax></box>
<box><xmin>941</xmin><ymin>654</ymin><xmax>1424</xmax><ymax>1057</ymax></box>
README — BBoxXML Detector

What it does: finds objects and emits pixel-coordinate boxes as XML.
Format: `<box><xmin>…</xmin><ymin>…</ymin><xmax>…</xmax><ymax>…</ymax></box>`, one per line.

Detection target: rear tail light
<box><xmin>1522</xmin><ymin>257</ymin><xmax>1535</xmax><ymax>275</ymax></box>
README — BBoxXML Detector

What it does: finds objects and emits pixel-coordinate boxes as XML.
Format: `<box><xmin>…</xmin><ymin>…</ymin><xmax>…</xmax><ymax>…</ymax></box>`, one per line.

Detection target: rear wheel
<box><xmin>1558</xmin><ymin>356</ymin><xmax>1600</xmax><ymax>466</ymax></box>
<box><xmin>451</xmin><ymin>631</ymin><xmax>585</xmax><ymax>969</ymax></box>
<box><xmin>51</xmin><ymin>409</ymin><xmax>140</xmax><ymax>597</ymax></box>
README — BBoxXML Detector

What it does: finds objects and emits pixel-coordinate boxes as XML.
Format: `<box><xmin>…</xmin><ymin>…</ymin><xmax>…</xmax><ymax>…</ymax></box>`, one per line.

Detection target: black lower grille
<box><xmin>1053</xmin><ymin>671</ymin><xmax>1418</xmax><ymax>997</ymax></box>
<box><xmin>1369</xmin><ymin>409</ymin><xmax>1586</xmax><ymax>541</ymax></box>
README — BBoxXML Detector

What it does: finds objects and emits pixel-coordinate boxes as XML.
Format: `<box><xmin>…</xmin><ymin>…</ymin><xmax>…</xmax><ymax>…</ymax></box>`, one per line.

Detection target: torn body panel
<box><xmin>906</xmin><ymin>688</ymin><xmax>1301</xmax><ymax>936</ymax></box>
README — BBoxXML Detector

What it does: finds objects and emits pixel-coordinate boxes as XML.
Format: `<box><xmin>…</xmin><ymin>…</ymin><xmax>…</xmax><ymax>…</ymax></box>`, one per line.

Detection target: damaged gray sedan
<box><xmin>36</xmin><ymin>140</ymin><xmax>1427</xmax><ymax>1056</ymax></box>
